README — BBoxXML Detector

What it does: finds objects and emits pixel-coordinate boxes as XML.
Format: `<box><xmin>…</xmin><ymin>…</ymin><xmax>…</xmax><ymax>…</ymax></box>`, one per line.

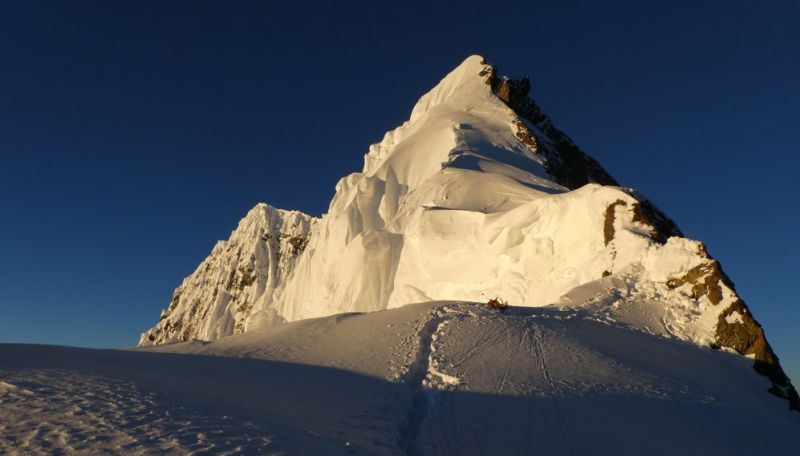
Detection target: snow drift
<box><xmin>139</xmin><ymin>55</ymin><xmax>798</xmax><ymax>411</ymax></box>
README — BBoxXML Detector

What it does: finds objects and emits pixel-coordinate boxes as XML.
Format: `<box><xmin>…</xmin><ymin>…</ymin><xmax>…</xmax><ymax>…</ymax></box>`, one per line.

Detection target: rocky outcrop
<box><xmin>668</xmin><ymin>253</ymin><xmax>799</xmax><ymax>410</ymax></box>
<box><xmin>481</xmin><ymin>60</ymin><xmax>683</xmax><ymax>246</ymax></box>
<box><xmin>667</xmin><ymin>260</ymin><xmax>728</xmax><ymax>305</ymax></box>
<box><xmin>484</xmin><ymin>59</ymin><xmax>797</xmax><ymax>411</ymax></box>
<box><xmin>603</xmin><ymin>199</ymin><xmax>627</xmax><ymax>246</ymax></box>
<box><xmin>139</xmin><ymin>204</ymin><xmax>317</xmax><ymax>345</ymax></box>
<box><xmin>717</xmin><ymin>299</ymin><xmax>800</xmax><ymax>410</ymax></box>
<box><xmin>602</xmin><ymin>197</ymin><xmax>682</xmax><ymax>247</ymax></box>
<box><xmin>480</xmin><ymin>62</ymin><xmax>618</xmax><ymax>190</ymax></box>
<box><xmin>627</xmin><ymin>197</ymin><xmax>683</xmax><ymax>244</ymax></box>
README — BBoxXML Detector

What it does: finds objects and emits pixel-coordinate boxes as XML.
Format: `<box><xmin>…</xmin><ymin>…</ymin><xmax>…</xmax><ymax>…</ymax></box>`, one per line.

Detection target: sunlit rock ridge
<box><xmin>139</xmin><ymin>55</ymin><xmax>798</xmax><ymax>410</ymax></box>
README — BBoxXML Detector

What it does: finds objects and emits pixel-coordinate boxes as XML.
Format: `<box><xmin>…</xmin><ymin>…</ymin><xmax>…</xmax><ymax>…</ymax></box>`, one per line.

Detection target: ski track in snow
<box><xmin>528</xmin><ymin>319</ymin><xmax>574</xmax><ymax>456</ymax></box>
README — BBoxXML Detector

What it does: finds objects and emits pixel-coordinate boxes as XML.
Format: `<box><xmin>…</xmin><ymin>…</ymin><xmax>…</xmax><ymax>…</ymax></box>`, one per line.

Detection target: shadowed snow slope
<box><xmin>3</xmin><ymin>302</ymin><xmax>797</xmax><ymax>454</ymax></box>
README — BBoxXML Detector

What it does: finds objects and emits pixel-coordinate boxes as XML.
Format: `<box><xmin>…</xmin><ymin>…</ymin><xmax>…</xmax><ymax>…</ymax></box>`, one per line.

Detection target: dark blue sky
<box><xmin>1</xmin><ymin>1</ymin><xmax>798</xmax><ymax>381</ymax></box>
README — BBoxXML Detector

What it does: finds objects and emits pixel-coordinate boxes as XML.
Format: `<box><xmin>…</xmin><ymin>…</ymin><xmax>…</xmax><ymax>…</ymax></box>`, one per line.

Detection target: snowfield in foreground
<box><xmin>2</xmin><ymin>302</ymin><xmax>797</xmax><ymax>455</ymax></box>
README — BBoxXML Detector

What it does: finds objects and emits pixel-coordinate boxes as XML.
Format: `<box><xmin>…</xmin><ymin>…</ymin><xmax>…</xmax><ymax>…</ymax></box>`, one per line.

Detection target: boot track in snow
<box><xmin>397</xmin><ymin>308</ymin><xmax>448</xmax><ymax>455</ymax></box>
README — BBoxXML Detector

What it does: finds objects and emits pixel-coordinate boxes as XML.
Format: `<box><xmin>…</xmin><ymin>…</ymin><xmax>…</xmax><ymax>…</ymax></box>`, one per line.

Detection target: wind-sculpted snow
<box><xmin>142</xmin><ymin>55</ymin><xmax>643</xmax><ymax>334</ymax></box>
<box><xmin>139</xmin><ymin>55</ymin><xmax>797</xmax><ymax>410</ymax></box>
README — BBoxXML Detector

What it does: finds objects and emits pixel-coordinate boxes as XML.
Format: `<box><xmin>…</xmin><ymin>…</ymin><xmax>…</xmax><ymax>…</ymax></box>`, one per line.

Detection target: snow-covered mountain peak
<box><xmin>361</xmin><ymin>54</ymin><xmax>525</xmax><ymax>194</ymax></box>
<box><xmin>361</xmin><ymin>53</ymin><xmax>621</xmax><ymax>199</ymax></box>
<box><xmin>408</xmin><ymin>54</ymin><xmax>491</xmax><ymax>123</ymax></box>
<box><xmin>140</xmin><ymin>55</ymin><xmax>798</xmax><ymax>411</ymax></box>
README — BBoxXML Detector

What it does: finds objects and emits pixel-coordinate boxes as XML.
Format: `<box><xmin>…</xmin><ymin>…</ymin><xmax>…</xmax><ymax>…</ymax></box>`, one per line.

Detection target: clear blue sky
<box><xmin>1</xmin><ymin>1</ymin><xmax>798</xmax><ymax>382</ymax></box>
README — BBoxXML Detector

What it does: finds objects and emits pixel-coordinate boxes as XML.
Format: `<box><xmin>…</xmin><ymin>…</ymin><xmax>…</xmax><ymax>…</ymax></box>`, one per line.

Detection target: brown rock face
<box><xmin>513</xmin><ymin>120</ymin><xmax>538</xmax><ymax>150</ymax></box>
<box><xmin>667</xmin><ymin>261</ymin><xmax>727</xmax><ymax>305</ymax></box>
<box><xmin>717</xmin><ymin>299</ymin><xmax>800</xmax><ymax>410</ymax></box>
<box><xmin>481</xmin><ymin>60</ymin><xmax>684</xmax><ymax>248</ymax></box>
<box><xmin>237</xmin><ymin>266</ymin><xmax>256</xmax><ymax>290</ymax></box>
<box><xmin>603</xmin><ymin>199</ymin><xmax>627</xmax><ymax>246</ymax></box>
<box><xmin>601</xmin><ymin>197</ymin><xmax>682</xmax><ymax>247</ymax></box>
<box><xmin>717</xmin><ymin>300</ymin><xmax>772</xmax><ymax>362</ymax></box>
<box><xmin>496</xmin><ymin>76</ymin><xmax>531</xmax><ymax>105</ymax></box>
<box><xmin>288</xmin><ymin>235</ymin><xmax>309</xmax><ymax>254</ymax></box>
<box><xmin>486</xmin><ymin>51</ymin><xmax>799</xmax><ymax>410</ymax></box>
<box><xmin>481</xmin><ymin>61</ymin><xmax>618</xmax><ymax>190</ymax></box>
<box><xmin>629</xmin><ymin>200</ymin><xmax>683</xmax><ymax>244</ymax></box>
<box><xmin>668</xmin><ymin>257</ymin><xmax>800</xmax><ymax>411</ymax></box>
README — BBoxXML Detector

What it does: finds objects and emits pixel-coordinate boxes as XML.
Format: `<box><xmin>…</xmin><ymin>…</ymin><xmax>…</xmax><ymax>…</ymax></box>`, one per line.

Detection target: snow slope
<box><xmin>139</xmin><ymin>55</ymin><xmax>797</xmax><ymax>410</ymax></box>
<box><xmin>3</xmin><ymin>302</ymin><xmax>797</xmax><ymax>454</ymax></box>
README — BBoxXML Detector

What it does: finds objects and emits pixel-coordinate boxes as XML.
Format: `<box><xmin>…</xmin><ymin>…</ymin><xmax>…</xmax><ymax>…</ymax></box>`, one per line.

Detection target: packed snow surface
<box><xmin>3</xmin><ymin>302</ymin><xmax>797</xmax><ymax>454</ymax></box>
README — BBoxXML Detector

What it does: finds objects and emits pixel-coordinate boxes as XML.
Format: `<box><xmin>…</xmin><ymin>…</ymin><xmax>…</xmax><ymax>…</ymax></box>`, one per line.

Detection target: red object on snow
<box><xmin>487</xmin><ymin>297</ymin><xmax>508</xmax><ymax>310</ymax></box>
